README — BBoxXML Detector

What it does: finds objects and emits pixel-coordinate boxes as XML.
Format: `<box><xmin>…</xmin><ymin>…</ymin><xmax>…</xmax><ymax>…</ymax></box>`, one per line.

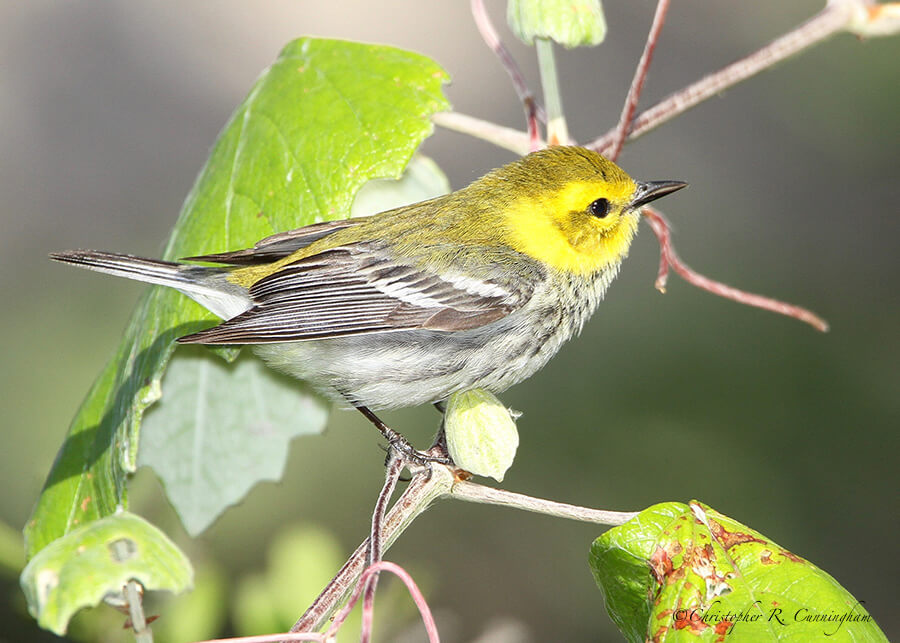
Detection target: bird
<box><xmin>51</xmin><ymin>145</ymin><xmax>686</xmax><ymax>461</ymax></box>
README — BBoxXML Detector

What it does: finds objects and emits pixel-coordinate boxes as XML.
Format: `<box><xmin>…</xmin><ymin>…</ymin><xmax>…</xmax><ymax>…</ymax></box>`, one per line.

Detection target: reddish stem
<box><xmin>192</xmin><ymin>561</ymin><xmax>438</xmax><ymax>643</ymax></box>
<box><xmin>327</xmin><ymin>561</ymin><xmax>440</xmax><ymax>643</ymax></box>
<box><xmin>195</xmin><ymin>632</ymin><xmax>324</xmax><ymax>642</ymax></box>
<box><xmin>470</xmin><ymin>0</ymin><xmax>544</xmax><ymax>149</ymax></box>
<box><xmin>607</xmin><ymin>0</ymin><xmax>671</xmax><ymax>162</ymax></box>
<box><xmin>589</xmin><ymin>3</ymin><xmax>852</xmax><ymax>154</ymax></box>
<box><xmin>642</xmin><ymin>207</ymin><xmax>828</xmax><ymax>332</ymax></box>
<box><xmin>360</xmin><ymin>452</ymin><xmax>404</xmax><ymax>643</ymax></box>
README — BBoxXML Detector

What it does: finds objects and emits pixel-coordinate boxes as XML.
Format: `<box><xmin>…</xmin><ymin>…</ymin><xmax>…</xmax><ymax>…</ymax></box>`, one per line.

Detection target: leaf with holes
<box><xmin>590</xmin><ymin>501</ymin><xmax>887</xmax><ymax>642</ymax></box>
<box><xmin>20</xmin><ymin>512</ymin><xmax>192</xmax><ymax>635</ymax></box>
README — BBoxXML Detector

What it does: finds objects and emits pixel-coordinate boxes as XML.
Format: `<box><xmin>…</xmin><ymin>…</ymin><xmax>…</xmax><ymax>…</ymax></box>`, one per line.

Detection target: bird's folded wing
<box><xmin>177</xmin><ymin>244</ymin><xmax>537</xmax><ymax>344</ymax></box>
<box><xmin>182</xmin><ymin>219</ymin><xmax>362</xmax><ymax>265</ymax></box>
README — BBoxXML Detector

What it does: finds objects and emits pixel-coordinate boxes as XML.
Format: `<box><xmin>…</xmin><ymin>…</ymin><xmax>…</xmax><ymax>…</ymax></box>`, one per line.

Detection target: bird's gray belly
<box><xmin>251</xmin><ymin>271</ymin><xmax>607</xmax><ymax>409</ymax></box>
<box><xmin>251</xmin><ymin>312</ymin><xmax>568</xmax><ymax>409</ymax></box>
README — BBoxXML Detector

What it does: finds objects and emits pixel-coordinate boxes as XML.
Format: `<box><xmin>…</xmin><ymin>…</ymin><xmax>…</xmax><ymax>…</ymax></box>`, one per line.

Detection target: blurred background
<box><xmin>2</xmin><ymin>1</ymin><xmax>897</xmax><ymax>641</ymax></box>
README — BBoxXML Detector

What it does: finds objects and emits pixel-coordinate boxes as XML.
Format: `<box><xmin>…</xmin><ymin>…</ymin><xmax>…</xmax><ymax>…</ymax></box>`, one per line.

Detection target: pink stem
<box><xmin>643</xmin><ymin>207</ymin><xmax>829</xmax><ymax>332</ymax></box>
<box><xmin>360</xmin><ymin>453</ymin><xmax>404</xmax><ymax>643</ymax></box>
<box><xmin>588</xmin><ymin>2</ymin><xmax>852</xmax><ymax>154</ymax></box>
<box><xmin>607</xmin><ymin>0</ymin><xmax>671</xmax><ymax>162</ymax></box>
<box><xmin>193</xmin><ymin>632</ymin><xmax>324</xmax><ymax>642</ymax></box>
<box><xmin>192</xmin><ymin>560</ymin><xmax>439</xmax><ymax>643</ymax></box>
<box><xmin>470</xmin><ymin>0</ymin><xmax>544</xmax><ymax>148</ymax></box>
<box><xmin>327</xmin><ymin>561</ymin><xmax>440</xmax><ymax>643</ymax></box>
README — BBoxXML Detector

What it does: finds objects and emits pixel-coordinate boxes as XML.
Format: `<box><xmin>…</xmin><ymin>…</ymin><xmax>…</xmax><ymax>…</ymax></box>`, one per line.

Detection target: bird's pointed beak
<box><xmin>630</xmin><ymin>180</ymin><xmax>688</xmax><ymax>209</ymax></box>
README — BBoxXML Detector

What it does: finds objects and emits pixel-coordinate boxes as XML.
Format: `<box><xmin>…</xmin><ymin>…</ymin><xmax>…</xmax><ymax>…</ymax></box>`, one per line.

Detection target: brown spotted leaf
<box><xmin>590</xmin><ymin>501</ymin><xmax>887</xmax><ymax>642</ymax></box>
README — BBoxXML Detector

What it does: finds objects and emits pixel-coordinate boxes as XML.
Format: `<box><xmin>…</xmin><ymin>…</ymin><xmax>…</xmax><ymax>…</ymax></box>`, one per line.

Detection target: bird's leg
<box><xmin>431</xmin><ymin>401</ymin><xmax>449</xmax><ymax>453</ymax></box>
<box><xmin>353</xmin><ymin>404</ymin><xmax>452</xmax><ymax>466</ymax></box>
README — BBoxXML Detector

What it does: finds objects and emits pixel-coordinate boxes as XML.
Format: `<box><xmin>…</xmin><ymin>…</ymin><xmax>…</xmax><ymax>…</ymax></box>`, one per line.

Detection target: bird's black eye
<box><xmin>589</xmin><ymin>198</ymin><xmax>611</xmax><ymax>218</ymax></box>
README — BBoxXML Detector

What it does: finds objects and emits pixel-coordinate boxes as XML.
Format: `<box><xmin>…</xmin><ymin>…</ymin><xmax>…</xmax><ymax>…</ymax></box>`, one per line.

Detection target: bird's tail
<box><xmin>50</xmin><ymin>250</ymin><xmax>252</xmax><ymax>319</ymax></box>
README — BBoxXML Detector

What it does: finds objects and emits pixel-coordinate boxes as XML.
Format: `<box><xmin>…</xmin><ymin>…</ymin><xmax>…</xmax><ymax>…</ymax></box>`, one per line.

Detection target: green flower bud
<box><xmin>445</xmin><ymin>389</ymin><xmax>519</xmax><ymax>482</ymax></box>
<box><xmin>507</xmin><ymin>0</ymin><xmax>607</xmax><ymax>48</ymax></box>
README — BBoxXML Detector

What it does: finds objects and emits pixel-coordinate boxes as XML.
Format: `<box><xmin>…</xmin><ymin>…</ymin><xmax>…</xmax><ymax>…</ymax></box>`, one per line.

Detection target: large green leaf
<box><xmin>590</xmin><ymin>501</ymin><xmax>887</xmax><ymax>642</ymax></box>
<box><xmin>27</xmin><ymin>37</ymin><xmax>449</xmax><ymax>559</ymax></box>
<box><xmin>20</xmin><ymin>511</ymin><xmax>193</xmax><ymax>635</ymax></box>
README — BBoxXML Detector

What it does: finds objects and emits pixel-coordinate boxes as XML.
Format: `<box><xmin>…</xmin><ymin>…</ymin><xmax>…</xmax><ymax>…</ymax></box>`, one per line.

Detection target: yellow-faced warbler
<box><xmin>52</xmin><ymin>146</ymin><xmax>685</xmax><ymax>459</ymax></box>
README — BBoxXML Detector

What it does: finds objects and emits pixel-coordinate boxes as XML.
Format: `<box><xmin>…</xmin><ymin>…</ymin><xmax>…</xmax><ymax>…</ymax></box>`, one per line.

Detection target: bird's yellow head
<box><xmin>484</xmin><ymin>146</ymin><xmax>686</xmax><ymax>275</ymax></box>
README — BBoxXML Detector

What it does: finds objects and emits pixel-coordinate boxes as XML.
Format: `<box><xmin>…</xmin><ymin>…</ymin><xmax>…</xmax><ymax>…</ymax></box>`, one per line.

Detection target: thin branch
<box><xmin>198</xmin><ymin>560</ymin><xmax>440</xmax><ymax>643</ymax></box>
<box><xmin>470</xmin><ymin>0</ymin><xmax>544</xmax><ymax>148</ymax></box>
<box><xmin>289</xmin><ymin>459</ymin><xmax>640</xmax><ymax>634</ymax></box>
<box><xmin>361</xmin><ymin>452</ymin><xmax>404</xmax><ymax>643</ymax></box>
<box><xmin>199</xmin><ymin>634</ymin><xmax>324</xmax><ymax>643</ymax></box>
<box><xmin>607</xmin><ymin>0</ymin><xmax>671</xmax><ymax>162</ymax></box>
<box><xmin>125</xmin><ymin>581</ymin><xmax>153</xmax><ymax>643</ymax></box>
<box><xmin>451</xmin><ymin>481</ymin><xmax>638</xmax><ymax>525</ymax></box>
<box><xmin>327</xmin><ymin>562</ymin><xmax>440</xmax><ymax>643</ymax></box>
<box><xmin>290</xmin><ymin>455</ymin><xmax>455</xmax><ymax>634</ymax></box>
<box><xmin>587</xmin><ymin>1</ymin><xmax>855</xmax><ymax>155</ymax></box>
<box><xmin>368</xmin><ymin>453</ymin><xmax>404</xmax><ymax>566</ymax></box>
<box><xmin>431</xmin><ymin>111</ymin><xmax>533</xmax><ymax>155</ymax></box>
<box><xmin>439</xmin><ymin>2</ymin><xmax>900</xmax><ymax>158</ymax></box>
<box><xmin>643</xmin><ymin>207</ymin><xmax>829</xmax><ymax>332</ymax></box>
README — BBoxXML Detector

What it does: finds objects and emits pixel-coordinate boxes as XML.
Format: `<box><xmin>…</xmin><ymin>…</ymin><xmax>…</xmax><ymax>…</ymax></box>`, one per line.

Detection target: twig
<box><xmin>588</xmin><ymin>1</ymin><xmax>856</xmax><ymax>155</ymax></box>
<box><xmin>451</xmin><ymin>481</ymin><xmax>638</xmax><ymax>525</ymax></box>
<box><xmin>607</xmin><ymin>0</ymin><xmax>671</xmax><ymax>162</ymax></box>
<box><xmin>289</xmin><ymin>459</ymin><xmax>640</xmax><ymax>634</ymax></box>
<box><xmin>198</xmin><ymin>634</ymin><xmax>324</xmax><ymax>643</ymax></box>
<box><xmin>199</xmin><ymin>559</ymin><xmax>437</xmax><ymax>643</ymax></box>
<box><xmin>196</xmin><ymin>559</ymin><xmax>440</xmax><ymax>643</ymax></box>
<box><xmin>470</xmin><ymin>0</ymin><xmax>544</xmax><ymax>149</ymax></box>
<box><xmin>431</xmin><ymin>112</ymin><xmax>533</xmax><ymax>155</ymax></box>
<box><xmin>643</xmin><ymin>207</ymin><xmax>829</xmax><ymax>332</ymax></box>
<box><xmin>125</xmin><ymin>581</ymin><xmax>153</xmax><ymax>643</ymax></box>
<box><xmin>439</xmin><ymin>2</ymin><xmax>900</xmax><ymax>157</ymax></box>
<box><xmin>290</xmin><ymin>455</ymin><xmax>454</xmax><ymax>634</ymax></box>
<box><xmin>361</xmin><ymin>452</ymin><xmax>405</xmax><ymax>643</ymax></box>
<box><xmin>601</xmin><ymin>0</ymin><xmax>831</xmax><ymax>332</ymax></box>
<box><xmin>367</xmin><ymin>453</ymin><xmax>404</xmax><ymax>566</ymax></box>
<box><xmin>327</xmin><ymin>562</ymin><xmax>439</xmax><ymax>643</ymax></box>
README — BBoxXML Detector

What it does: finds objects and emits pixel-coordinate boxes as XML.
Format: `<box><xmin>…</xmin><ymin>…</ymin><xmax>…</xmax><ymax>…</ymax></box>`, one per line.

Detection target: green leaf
<box><xmin>20</xmin><ymin>512</ymin><xmax>192</xmax><ymax>635</ymax></box>
<box><xmin>590</xmin><ymin>501</ymin><xmax>887</xmax><ymax>642</ymax></box>
<box><xmin>137</xmin><ymin>349</ymin><xmax>330</xmax><ymax>535</ymax></box>
<box><xmin>27</xmin><ymin>38</ymin><xmax>450</xmax><ymax>559</ymax></box>
<box><xmin>507</xmin><ymin>0</ymin><xmax>606</xmax><ymax>48</ymax></box>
